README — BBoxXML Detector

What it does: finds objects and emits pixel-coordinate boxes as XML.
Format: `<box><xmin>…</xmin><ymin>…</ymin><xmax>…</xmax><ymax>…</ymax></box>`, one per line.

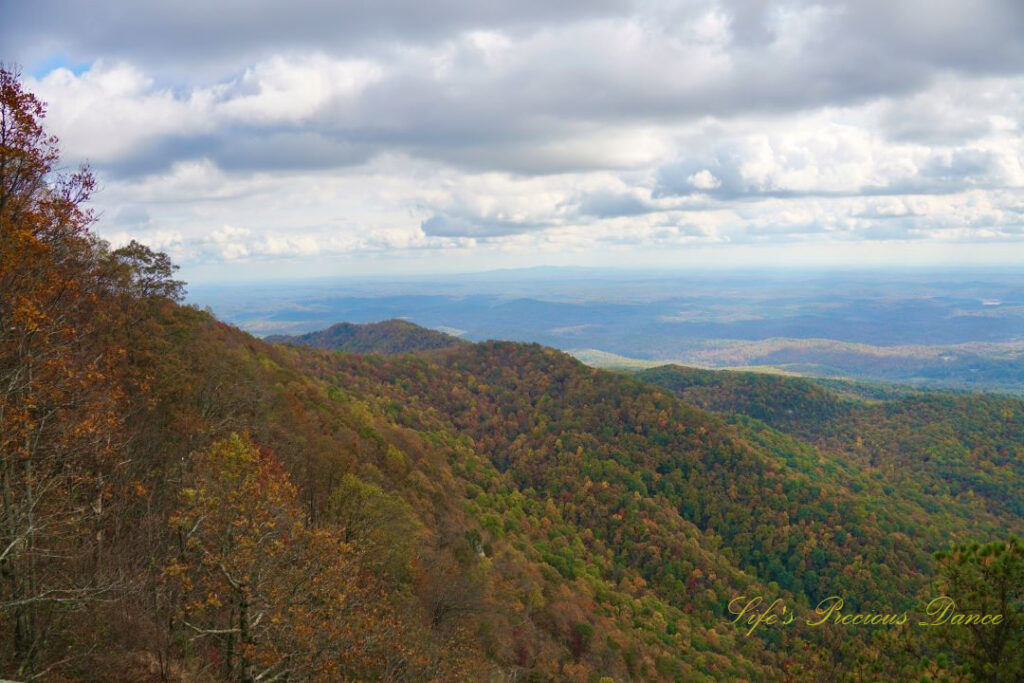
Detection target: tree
<box><xmin>168</xmin><ymin>434</ymin><xmax>442</xmax><ymax>681</ymax></box>
<box><xmin>326</xmin><ymin>473</ymin><xmax>418</xmax><ymax>584</ymax></box>
<box><xmin>0</xmin><ymin>66</ymin><xmax>188</xmax><ymax>678</ymax></box>
<box><xmin>107</xmin><ymin>240</ymin><xmax>185</xmax><ymax>303</ymax></box>
<box><xmin>926</xmin><ymin>538</ymin><xmax>1023</xmax><ymax>682</ymax></box>
<box><xmin>0</xmin><ymin>65</ymin><xmax>124</xmax><ymax>676</ymax></box>
<box><xmin>168</xmin><ymin>434</ymin><xmax>332</xmax><ymax>680</ymax></box>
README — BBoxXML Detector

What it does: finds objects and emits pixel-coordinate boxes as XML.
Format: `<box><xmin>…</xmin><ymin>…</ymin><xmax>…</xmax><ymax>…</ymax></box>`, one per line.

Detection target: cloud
<box><xmin>687</xmin><ymin>170</ymin><xmax>722</xmax><ymax>191</ymax></box>
<box><xmin>3</xmin><ymin>1</ymin><xmax>632</xmax><ymax>77</ymax></box>
<box><xmin>655</xmin><ymin>106</ymin><xmax>1024</xmax><ymax>201</ymax></box>
<box><xmin>3</xmin><ymin>1</ymin><xmax>1022</xmax><ymax>275</ymax></box>
<box><xmin>113</xmin><ymin>204</ymin><xmax>153</xmax><ymax>227</ymax></box>
<box><xmin>874</xmin><ymin>74</ymin><xmax>1023</xmax><ymax>144</ymax></box>
<box><xmin>420</xmin><ymin>213</ymin><xmax>547</xmax><ymax>238</ymax></box>
<box><xmin>18</xmin><ymin>1</ymin><xmax>1024</xmax><ymax>178</ymax></box>
<box><xmin>575</xmin><ymin>191</ymin><xmax>656</xmax><ymax>218</ymax></box>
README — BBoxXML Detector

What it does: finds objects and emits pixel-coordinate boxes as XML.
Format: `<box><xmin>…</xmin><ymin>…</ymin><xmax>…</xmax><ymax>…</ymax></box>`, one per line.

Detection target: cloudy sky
<box><xmin>4</xmin><ymin>0</ymin><xmax>1023</xmax><ymax>281</ymax></box>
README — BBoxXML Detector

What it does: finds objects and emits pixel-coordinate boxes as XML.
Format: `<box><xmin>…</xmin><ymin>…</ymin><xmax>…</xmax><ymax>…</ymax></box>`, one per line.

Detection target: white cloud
<box><xmin>214</xmin><ymin>54</ymin><xmax>383</xmax><ymax>125</ymax></box>
<box><xmin>29</xmin><ymin>63</ymin><xmax>208</xmax><ymax>163</ymax></box>
<box><xmin>687</xmin><ymin>169</ymin><xmax>720</xmax><ymax>190</ymax></box>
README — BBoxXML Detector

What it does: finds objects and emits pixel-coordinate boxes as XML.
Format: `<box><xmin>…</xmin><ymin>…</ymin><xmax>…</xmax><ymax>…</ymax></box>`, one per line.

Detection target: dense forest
<box><xmin>1</xmin><ymin>68</ymin><xmax>1021</xmax><ymax>681</ymax></box>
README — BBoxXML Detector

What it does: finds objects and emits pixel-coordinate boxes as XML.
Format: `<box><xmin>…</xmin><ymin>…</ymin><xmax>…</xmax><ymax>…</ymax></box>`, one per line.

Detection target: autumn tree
<box><xmin>168</xmin><ymin>434</ymin><xmax>329</xmax><ymax>679</ymax></box>
<box><xmin>0</xmin><ymin>65</ymin><xmax>192</xmax><ymax>678</ymax></box>
<box><xmin>0</xmin><ymin>65</ymin><xmax>128</xmax><ymax>676</ymax></box>
<box><xmin>167</xmin><ymin>433</ymin><xmax>470</xmax><ymax>681</ymax></box>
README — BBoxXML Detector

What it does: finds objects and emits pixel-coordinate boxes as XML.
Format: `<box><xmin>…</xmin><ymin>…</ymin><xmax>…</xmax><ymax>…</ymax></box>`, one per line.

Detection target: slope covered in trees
<box><xmin>1</xmin><ymin>68</ymin><xmax>1020</xmax><ymax>681</ymax></box>
<box><xmin>266</xmin><ymin>319</ymin><xmax>466</xmax><ymax>354</ymax></box>
<box><xmin>638</xmin><ymin>365</ymin><xmax>1024</xmax><ymax>522</ymax></box>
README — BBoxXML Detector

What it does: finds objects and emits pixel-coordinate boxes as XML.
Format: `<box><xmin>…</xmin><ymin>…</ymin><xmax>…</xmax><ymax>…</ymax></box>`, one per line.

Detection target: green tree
<box><xmin>926</xmin><ymin>538</ymin><xmax>1023</xmax><ymax>682</ymax></box>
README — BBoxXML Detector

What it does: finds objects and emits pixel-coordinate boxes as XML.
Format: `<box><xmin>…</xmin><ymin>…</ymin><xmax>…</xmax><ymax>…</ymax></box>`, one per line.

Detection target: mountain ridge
<box><xmin>266</xmin><ymin>318</ymin><xmax>467</xmax><ymax>354</ymax></box>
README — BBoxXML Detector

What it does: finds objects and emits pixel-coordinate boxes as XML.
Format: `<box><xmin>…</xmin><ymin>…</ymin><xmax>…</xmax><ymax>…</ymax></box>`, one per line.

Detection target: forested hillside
<box><xmin>1</xmin><ymin>68</ymin><xmax>1021</xmax><ymax>681</ymax></box>
<box><xmin>267</xmin><ymin>319</ymin><xmax>466</xmax><ymax>354</ymax></box>
<box><xmin>638</xmin><ymin>366</ymin><xmax>1024</xmax><ymax>521</ymax></box>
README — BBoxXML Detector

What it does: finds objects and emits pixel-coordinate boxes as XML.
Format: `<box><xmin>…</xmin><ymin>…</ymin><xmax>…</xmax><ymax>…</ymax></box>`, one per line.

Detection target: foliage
<box><xmin>923</xmin><ymin>538</ymin><xmax>1023</xmax><ymax>682</ymax></box>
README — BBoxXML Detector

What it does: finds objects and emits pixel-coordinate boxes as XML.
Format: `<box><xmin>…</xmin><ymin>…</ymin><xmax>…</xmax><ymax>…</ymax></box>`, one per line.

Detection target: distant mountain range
<box><xmin>193</xmin><ymin>269</ymin><xmax>1024</xmax><ymax>393</ymax></box>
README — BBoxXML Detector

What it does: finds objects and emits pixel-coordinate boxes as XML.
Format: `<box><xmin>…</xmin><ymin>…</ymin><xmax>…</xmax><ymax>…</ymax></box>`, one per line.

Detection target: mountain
<box><xmin>636</xmin><ymin>365</ymin><xmax>1024</xmax><ymax>519</ymax></box>
<box><xmin>266</xmin><ymin>318</ymin><xmax>466</xmax><ymax>354</ymax></box>
<box><xmin>6</xmin><ymin>277</ymin><xmax>1023</xmax><ymax>680</ymax></box>
<box><xmin>197</xmin><ymin>276</ymin><xmax>1024</xmax><ymax>394</ymax></box>
<box><xmin>5</xmin><ymin>249</ymin><xmax>1022</xmax><ymax>679</ymax></box>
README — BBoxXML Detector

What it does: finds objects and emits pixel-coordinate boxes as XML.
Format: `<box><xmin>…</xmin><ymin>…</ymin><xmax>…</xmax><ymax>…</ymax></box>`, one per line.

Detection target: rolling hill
<box><xmin>266</xmin><ymin>318</ymin><xmax>466</xmax><ymax>354</ymax></box>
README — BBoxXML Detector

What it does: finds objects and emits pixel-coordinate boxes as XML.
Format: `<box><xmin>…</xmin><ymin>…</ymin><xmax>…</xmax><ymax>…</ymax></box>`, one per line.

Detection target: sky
<box><xmin>3</xmin><ymin>0</ymin><xmax>1024</xmax><ymax>281</ymax></box>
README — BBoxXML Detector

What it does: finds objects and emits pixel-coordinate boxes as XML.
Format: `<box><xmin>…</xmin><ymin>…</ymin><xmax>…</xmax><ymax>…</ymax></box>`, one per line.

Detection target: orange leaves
<box><xmin>167</xmin><ymin>434</ymin><xmax>356</xmax><ymax>678</ymax></box>
<box><xmin>9</xmin><ymin>296</ymin><xmax>44</xmax><ymax>331</ymax></box>
<box><xmin>163</xmin><ymin>433</ymin><xmax>492</xmax><ymax>680</ymax></box>
<box><xmin>0</xmin><ymin>71</ymin><xmax>202</xmax><ymax>677</ymax></box>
